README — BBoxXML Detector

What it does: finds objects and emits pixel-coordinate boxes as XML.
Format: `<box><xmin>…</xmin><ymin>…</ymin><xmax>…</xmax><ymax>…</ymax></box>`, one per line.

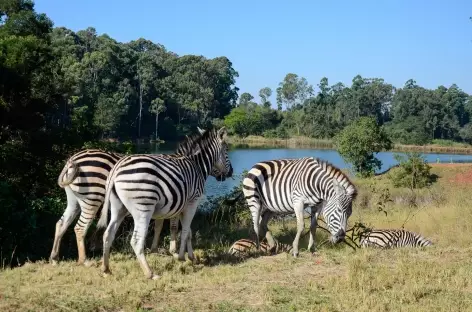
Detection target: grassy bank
<box><xmin>1</xmin><ymin>164</ymin><xmax>472</xmax><ymax>311</ymax></box>
<box><xmin>228</xmin><ymin>135</ymin><xmax>472</xmax><ymax>155</ymax></box>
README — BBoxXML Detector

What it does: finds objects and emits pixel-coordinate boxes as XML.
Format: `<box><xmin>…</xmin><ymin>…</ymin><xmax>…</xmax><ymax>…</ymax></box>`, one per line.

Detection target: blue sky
<box><xmin>36</xmin><ymin>0</ymin><xmax>472</xmax><ymax>104</ymax></box>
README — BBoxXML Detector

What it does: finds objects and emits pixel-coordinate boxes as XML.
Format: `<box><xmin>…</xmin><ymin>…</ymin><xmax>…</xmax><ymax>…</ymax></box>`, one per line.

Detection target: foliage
<box><xmin>389</xmin><ymin>152</ymin><xmax>434</xmax><ymax>189</ymax></box>
<box><xmin>334</xmin><ymin>117</ymin><xmax>393</xmax><ymax>177</ymax></box>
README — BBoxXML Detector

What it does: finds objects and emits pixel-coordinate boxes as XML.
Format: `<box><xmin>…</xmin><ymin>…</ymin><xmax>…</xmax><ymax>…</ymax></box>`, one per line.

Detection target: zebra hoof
<box><xmin>151</xmin><ymin>274</ymin><xmax>160</xmax><ymax>280</ymax></box>
<box><xmin>50</xmin><ymin>259</ymin><xmax>58</xmax><ymax>266</ymax></box>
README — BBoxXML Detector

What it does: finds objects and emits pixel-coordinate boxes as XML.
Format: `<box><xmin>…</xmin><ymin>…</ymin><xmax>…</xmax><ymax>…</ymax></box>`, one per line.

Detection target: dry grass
<box><xmin>2</xmin><ymin>165</ymin><xmax>472</xmax><ymax>311</ymax></box>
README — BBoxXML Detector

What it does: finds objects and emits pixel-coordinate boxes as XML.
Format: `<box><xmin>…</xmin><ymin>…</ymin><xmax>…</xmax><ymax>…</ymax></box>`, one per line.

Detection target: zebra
<box><xmin>96</xmin><ymin>127</ymin><xmax>233</xmax><ymax>279</ymax></box>
<box><xmin>50</xmin><ymin>129</ymin><xmax>214</xmax><ymax>265</ymax></box>
<box><xmin>50</xmin><ymin>149</ymin><xmax>122</xmax><ymax>265</ymax></box>
<box><xmin>228</xmin><ymin>238</ymin><xmax>293</xmax><ymax>257</ymax></box>
<box><xmin>49</xmin><ymin>148</ymin><xmax>186</xmax><ymax>265</ymax></box>
<box><xmin>149</xmin><ymin>127</ymin><xmax>227</xmax><ymax>256</ymax></box>
<box><xmin>242</xmin><ymin>157</ymin><xmax>357</xmax><ymax>257</ymax></box>
<box><xmin>359</xmin><ymin>229</ymin><xmax>433</xmax><ymax>249</ymax></box>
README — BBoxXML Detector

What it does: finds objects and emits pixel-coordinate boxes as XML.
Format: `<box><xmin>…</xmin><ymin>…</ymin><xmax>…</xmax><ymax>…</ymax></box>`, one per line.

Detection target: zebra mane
<box><xmin>313</xmin><ymin>157</ymin><xmax>358</xmax><ymax>197</ymax></box>
<box><xmin>175</xmin><ymin>128</ymin><xmax>217</xmax><ymax>156</ymax></box>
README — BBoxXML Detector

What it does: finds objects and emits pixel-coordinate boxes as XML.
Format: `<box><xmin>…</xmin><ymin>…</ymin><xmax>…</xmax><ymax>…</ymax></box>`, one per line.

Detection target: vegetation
<box><xmin>389</xmin><ymin>153</ymin><xmax>435</xmax><ymax>189</ymax></box>
<box><xmin>2</xmin><ymin>164</ymin><xmax>472</xmax><ymax>311</ymax></box>
<box><xmin>225</xmin><ymin>74</ymin><xmax>472</xmax><ymax>147</ymax></box>
<box><xmin>334</xmin><ymin>116</ymin><xmax>393</xmax><ymax>177</ymax></box>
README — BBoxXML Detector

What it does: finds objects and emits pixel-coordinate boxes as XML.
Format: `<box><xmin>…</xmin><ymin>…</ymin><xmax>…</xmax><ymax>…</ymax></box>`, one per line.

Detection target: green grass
<box><xmin>2</xmin><ymin>164</ymin><xmax>472</xmax><ymax>311</ymax></box>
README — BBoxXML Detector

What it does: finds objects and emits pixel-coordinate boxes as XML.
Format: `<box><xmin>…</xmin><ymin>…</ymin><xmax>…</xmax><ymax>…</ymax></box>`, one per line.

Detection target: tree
<box><xmin>276</xmin><ymin>73</ymin><xmax>313</xmax><ymax>111</ymax></box>
<box><xmin>334</xmin><ymin>117</ymin><xmax>393</xmax><ymax>177</ymax></box>
<box><xmin>259</xmin><ymin>87</ymin><xmax>272</xmax><ymax>108</ymax></box>
<box><xmin>149</xmin><ymin>98</ymin><xmax>166</xmax><ymax>141</ymax></box>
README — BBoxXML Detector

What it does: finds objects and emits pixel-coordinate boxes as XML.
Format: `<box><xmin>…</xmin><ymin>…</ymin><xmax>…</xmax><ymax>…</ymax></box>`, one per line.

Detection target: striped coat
<box><xmin>97</xmin><ymin>127</ymin><xmax>233</xmax><ymax>279</ymax></box>
<box><xmin>243</xmin><ymin>157</ymin><xmax>357</xmax><ymax>257</ymax></box>
<box><xmin>49</xmin><ymin>149</ymin><xmax>182</xmax><ymax>265</ymax></box>
<box><xmin>50</xmin><ymin>149</ymin><xmax>121</xmax><ymax>265</ymax></box>
<box><xmin>359</xmin><ymin>229</ymin><xmax>433</xmax><ymax>248</ymax></box>
<box><xmin>228</xmin><ymin>239</ymin><xmax>293</xmax><ymax>256</ymax></box>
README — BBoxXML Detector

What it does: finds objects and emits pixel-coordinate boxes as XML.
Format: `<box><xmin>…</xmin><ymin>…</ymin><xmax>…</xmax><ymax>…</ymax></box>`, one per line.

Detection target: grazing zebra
<box><xmin>96</xmin><ymin>127</ymin><xmax>233</xmax><ymax>279</ymax></box>
<box><xmin>49</xmin><ymin>148</ymin><xmax>183</xmax><ymax>265</ymax></box>
<box><xmin>228</xmin><ymin>238</ymin><xmax>293</xmax><ymax>257</ymax></box>
<box><xmin>359</xmin><ymin>229</ymin><xmax>433</xmax><ymax>249</ymax></box>
<box><xmin>242</xmin><ymin>157</ymin><xmax>357</xmax><ymax>257</ymax></box>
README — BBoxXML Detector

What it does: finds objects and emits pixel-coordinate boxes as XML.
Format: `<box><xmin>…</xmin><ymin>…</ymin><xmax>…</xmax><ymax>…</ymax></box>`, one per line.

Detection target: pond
<box><xmin>141</xmin><ymin>144</ymin><xmax>472</xmax><ymax>199</ymax></box>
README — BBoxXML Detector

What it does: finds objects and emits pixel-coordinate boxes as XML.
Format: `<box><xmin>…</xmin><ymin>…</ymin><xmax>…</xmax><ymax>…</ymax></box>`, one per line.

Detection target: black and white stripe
<box><xmin>228</xmin><ymin>238</ymin><xmax>293</xmax><ymax>257</ymax></box>
<box><xmin>50</xmin><ymin>149</ymin><xmax>184</xmax><ymax>265</ymax></box>
<box><xmin>242</xmin><ymin>157</ymin><xmax>357</xmax><ymax>257</ymax></box>
<box><xmin>50</xmin><ymin>149</ymin><xmax>122</xmax><ymax>265</ymax></box>
<box><xmin>359</xmin><ymin>229</ymin><xmax>433</xmax><ymax>248</ymax></box>
<box><xmin>97</xmin><ymin>127</ymin><xmax>233</xmax><ymax>279</ymax></box>
<box><xmin>151</xmin><ymin>127</ymin><xmax>233</xmax><ymax>255</ymax></box>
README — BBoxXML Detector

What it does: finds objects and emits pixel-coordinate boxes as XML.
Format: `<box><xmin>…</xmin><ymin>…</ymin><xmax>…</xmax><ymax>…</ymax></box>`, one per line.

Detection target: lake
<box><xmin>143</xmin><ymin>145</ymin><xmax>472</xmax><ymax>199</ymax></box>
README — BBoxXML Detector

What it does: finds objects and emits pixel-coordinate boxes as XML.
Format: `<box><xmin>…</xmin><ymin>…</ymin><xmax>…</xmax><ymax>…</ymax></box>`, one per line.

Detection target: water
<box><xmin>141</xmin><ymin>145</ymin><xmax>472</xmax><ymax>199</ymax></box>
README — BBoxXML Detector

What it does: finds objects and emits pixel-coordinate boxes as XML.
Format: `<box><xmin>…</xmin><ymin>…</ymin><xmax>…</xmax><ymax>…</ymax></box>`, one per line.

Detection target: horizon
<box><xmin>36</xmin><ymin>0</ymin><xmax>472</xmax><ymax>105</ymax></box>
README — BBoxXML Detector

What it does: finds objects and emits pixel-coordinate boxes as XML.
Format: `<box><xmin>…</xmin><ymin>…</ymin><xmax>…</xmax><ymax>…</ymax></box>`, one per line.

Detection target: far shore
<box><xmin>227</xmin><ymin>135</ymin><xmax>472</xmax><ymax>155</ymax></box>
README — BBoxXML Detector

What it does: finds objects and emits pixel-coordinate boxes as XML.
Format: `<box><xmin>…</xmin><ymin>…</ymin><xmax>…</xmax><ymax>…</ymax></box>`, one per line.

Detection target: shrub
<box><xmin>389</xmin><ymin>152</ymin><xmax>434</xmax><ymax>189</ymax></box>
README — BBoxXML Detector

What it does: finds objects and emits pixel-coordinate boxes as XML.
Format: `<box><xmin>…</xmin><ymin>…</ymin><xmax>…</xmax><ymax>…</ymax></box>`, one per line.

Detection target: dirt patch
<box><xmin>434</xmin><ymin>164</ymin><xmax>472</xmax><ymax>184</ymax></box>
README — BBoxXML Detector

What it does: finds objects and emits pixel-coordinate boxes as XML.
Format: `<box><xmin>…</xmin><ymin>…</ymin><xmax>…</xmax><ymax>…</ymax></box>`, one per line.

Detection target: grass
<box><xmin>2</xmin><ymin>164</ymin><xmax>472</xmax><ymax>311</ymax></box>
<box><xmin>228</xmin><ymin>135</ymin><xmax>472</xmax><ymax>154</ymax></box>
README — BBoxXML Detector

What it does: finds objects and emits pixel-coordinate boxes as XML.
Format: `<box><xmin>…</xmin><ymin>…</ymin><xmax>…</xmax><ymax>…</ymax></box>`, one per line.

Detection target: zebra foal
<box><xmin>359</xmin><ymin>229</ymin><xmax>433</xmax><ymax>249</ymax></box>
<box><xmin>243</xmin><ymin>157</ymin><xmax>358</xmax><ymax>257</ymax></box>
<box><xmin>96</xmin><ymin>127</ymin><xmax>233</xmax><ymax>279</ymax></box>
<box><xmin>228</xmin><ymin>238</ymin><xmax>293</xmax><ymax>257</ymax></box>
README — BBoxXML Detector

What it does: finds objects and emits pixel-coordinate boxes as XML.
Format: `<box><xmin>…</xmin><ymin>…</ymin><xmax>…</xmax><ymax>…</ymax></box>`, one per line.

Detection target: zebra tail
<box><xmin>96</xmin><ymin>160</ymin><xmax>120</xmax><ymax>229</ymax></box>
<box><xmin>57</xmin><ymin>160</ymin><xmax>79</xmax><ymax>188</ymax></box>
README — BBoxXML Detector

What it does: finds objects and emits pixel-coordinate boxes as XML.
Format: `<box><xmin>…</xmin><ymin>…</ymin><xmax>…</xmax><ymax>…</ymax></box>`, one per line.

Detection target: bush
<box><xmin>389</xmin><ymin>152</ymin><xmax>434</xmax><ymax>189</ymax></box>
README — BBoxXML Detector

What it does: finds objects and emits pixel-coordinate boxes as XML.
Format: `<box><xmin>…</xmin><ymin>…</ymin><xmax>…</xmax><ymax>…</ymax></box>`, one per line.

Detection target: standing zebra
<box><xmin>50</xmin><ymin>149</ymin><xmax>122</xmax><ymax>265</ymax></box>
<box><xmin>96</xmin><ymin>127</ymin><xmax>233</xmax><ymax>279</ymax></box>
<box><xmin>50</xmin><ymin>137</ymin><xmax>203</xmax><ymax>265</ymax></box>
<box><xmin>242</xmin><ymin>157</ymin><xmax>357</xmax><ymax>257</ymax></box>
<box><xmin>228</xmin><ymin>238</ymin><xmax>293</xmax><ymax>257</ymax></box>
<box><xmin>359</xmin><ymin>229</ymin><xmax>433</xmax><ymax>248</ymax></box>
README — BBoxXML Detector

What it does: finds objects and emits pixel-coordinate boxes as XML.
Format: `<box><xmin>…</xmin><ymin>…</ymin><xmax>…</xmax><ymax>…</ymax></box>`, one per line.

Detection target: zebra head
<box><xmin>322</xmin><ymin>178</ymin><xmax>356</xmax><ymax>244</ymax></box>
<box><xmin>197</xmin><ymin>126</ymin><xmax>233</xmax><ymax>181</ymax></box>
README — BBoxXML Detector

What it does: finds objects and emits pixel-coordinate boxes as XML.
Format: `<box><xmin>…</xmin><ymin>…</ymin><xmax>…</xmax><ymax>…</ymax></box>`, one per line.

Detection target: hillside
<box><xmin>1</xmin><ymin>164</ymin><xmax>472</xmax><ymax>312</ymax></box>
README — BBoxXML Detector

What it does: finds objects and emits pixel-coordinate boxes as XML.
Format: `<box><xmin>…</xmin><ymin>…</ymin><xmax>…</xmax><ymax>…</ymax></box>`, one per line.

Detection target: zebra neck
<box><xmin>189</xmin><ymin>149</ymin><xmax>214</xmax><ymax>179</ymax></box>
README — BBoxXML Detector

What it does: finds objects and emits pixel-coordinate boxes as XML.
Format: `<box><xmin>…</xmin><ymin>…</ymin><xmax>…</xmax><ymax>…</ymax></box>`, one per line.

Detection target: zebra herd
<box><xmin>50</xmin><ymin>126</ymin><xmax>433</xmax><ymax>279</ymax></box>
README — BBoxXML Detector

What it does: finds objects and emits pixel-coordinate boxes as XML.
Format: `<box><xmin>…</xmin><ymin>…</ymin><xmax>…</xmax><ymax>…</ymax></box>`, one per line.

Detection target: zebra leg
<box><xmin>260</xmin><ymin>210</ymin><xmax>277</xmax><ymax>251</ymax></box>
<box><xmin>150</xmin><ymin>218</ymin><xmax>164</xmax><ymax>253</ymax></box>
<box><xmin>50</xmin><ymin>187</ymin><xmax>80</xmax><ymax>265</ymax></box>
<box><xmin>169</xmin><ymin>216</ymin><xmax>179</xmax><ymax>255</ymax></box>
<box><xmin>129</xmin><ymin>212</ymin><xmax>156</xmax><ymax>279</ymax></box>
<box><xmin>177</xmin><ymin>200</ymin><xmax>199</xmax><ymax>262</ymax></box>
<box><xmin>307</xmin><ymin>211</ymin><xmax>319</xmax><ymax>253</ymax></box>
<box><xmin>74</xmin><ymin>201</ymin><xmax>100</xmax><ymax>266</ymax></box>
<box><xmin>243</xmin><ymin>176</ymin><xmax>262</xmax><ymax>249</ymax></box>
<box><xmin>292</xmin><ymin>201</ymin><xmax>306</xmax><ymax>257</ymax></box>
<box><xmin>101</xmin><ymin>192</ymin><xmax>128</xmax><ymax>276</ymax></box>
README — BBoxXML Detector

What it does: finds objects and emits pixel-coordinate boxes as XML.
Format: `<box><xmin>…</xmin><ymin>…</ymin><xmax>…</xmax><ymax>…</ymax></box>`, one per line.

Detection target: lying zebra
<box><xmin>359</xmin><ymin>229</ymin><xmax>433</xmax><ymax>249</ymax></box>
<box><xmin>228</xmin><ymin>238</ymin><xmax>293</xmax><ymax>257</ymax></box>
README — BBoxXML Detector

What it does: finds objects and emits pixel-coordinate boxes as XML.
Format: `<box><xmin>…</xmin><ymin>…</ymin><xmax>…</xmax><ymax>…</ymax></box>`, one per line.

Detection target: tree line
<box><xmin>227</xmin><ymin>75</ymin><xmax>472</xmax><ymax>145</ymax></box>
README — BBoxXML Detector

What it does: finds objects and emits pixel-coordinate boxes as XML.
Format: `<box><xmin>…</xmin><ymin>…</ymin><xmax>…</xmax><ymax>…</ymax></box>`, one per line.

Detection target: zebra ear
<box><xmin>197</xmin><ymin>127</ymin><xmax>205</xmax><ymax>134</ymax></box>
<box><xmin>333</xmin><ymin>179</ymin><xmax>346</xmax><ymax>196</ymax></box>
<box><xmin>217</xmin><ymin>127</ymin><xmax>228</xmax><ymax>141</ymax></box>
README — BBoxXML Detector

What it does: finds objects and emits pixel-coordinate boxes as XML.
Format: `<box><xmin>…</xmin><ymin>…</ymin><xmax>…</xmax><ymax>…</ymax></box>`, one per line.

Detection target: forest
<box><xmin>1</xmin><ymin>1</ymin><xmax>471</xmax><ymax>264</ymax></box>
